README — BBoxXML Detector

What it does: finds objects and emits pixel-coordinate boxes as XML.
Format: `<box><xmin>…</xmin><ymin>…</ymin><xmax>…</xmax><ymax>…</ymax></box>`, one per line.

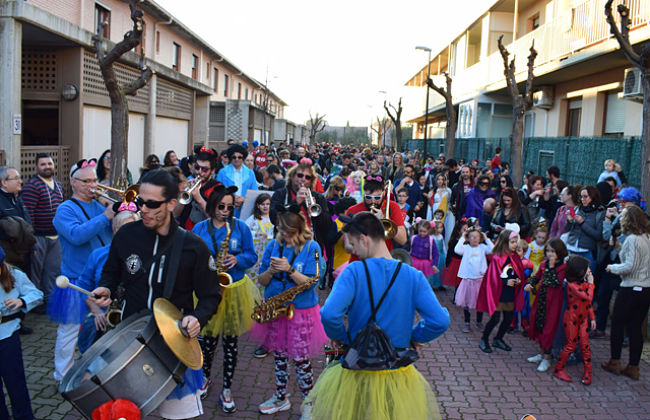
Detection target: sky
<box><xmin>156</xmin><ymin>0</ymin><xmax>489</xmax><ymax>127</ymax></box>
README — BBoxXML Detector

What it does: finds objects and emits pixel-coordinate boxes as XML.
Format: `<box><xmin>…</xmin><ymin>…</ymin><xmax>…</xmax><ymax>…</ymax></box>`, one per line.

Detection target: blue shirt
<box><xmin>321</xmin><ymin>258</ymin><xmax>450</xmax><ymax>348</ymax></box>
<box><xmin>53</xmin><ymin>199</ymin><xmax>112</xmax><ymax>280</ymax></box>
<box><xmin>77</xmin><ymin>245</ymin><xmax>110</xmax><ymax>293</ymax></box>
<box><xmin>0</xmin><ymin>267</ymin><xmax>43</xmax><ymax>340</ymax></box>
<box><xmin>192</xmin><ymin>218</ymin><xmax>257</xmax><ymax>282</ymax></box>
<box><xmin>216</xmin><ymin>164</ymin><xmax>259</xmax><ymax>218</ymax></box>
<box><xmin>259</xmin><ymin>239</ymin><xmax>321</xmax><ymax>309</ymax></box>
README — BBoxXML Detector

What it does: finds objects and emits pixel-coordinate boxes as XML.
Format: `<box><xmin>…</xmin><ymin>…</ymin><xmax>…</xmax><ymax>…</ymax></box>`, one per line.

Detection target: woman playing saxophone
<box><xmin>250</xmin><ymin>204</ymin><xmax>327</xmax><ymax>415</ymax></box>
<box><xmin>191</xmin><ymin>184</ymin><xmax>259</xmax><ymax>412</ymax></box>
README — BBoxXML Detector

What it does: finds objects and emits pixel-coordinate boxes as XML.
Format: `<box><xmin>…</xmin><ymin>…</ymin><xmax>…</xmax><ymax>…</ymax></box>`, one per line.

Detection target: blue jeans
<box><xmin>0</xmin><ymin>332</ymin><xmax>33</xmax><ymax>420</ymax></box>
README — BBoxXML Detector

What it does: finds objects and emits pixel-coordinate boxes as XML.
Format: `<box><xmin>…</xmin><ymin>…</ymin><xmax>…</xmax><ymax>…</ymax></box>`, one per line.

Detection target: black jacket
<box><xmin>99</xmin><ymin>218</ymin><xmax>221</xmax><ymax>327</ymax></box>
<box><xmin>270</xmin><ymin>187</ymin><xmax>332</xmax><ymax>248</ymax></box>
<box><xmin>0</xmin><ymin>189</ymin><xmax>31</xmax><ymax>224</ymax></box>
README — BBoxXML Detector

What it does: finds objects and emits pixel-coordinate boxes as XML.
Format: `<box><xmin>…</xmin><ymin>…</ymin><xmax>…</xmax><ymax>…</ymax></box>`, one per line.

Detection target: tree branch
<box><xmin>497</xmin><ymin>35</ymin><xmax>521</xmax><ymax>104</ymax></box>
<box><xmin>524</xmin><ymin>41</ymin><xmax>538</xmax><ymax>111</ymax></box>
<box><xmin>124</xmin><ymin>66</ymin><xmax>154</xmax><ymax>96</ymax></box>
<box><xmin>604</xmin><ymin>0</ymin><xmax>642</xmax><ymax>67</ymax></box>
<box><xmin>426</xmin><ymin>77</ymin><xmax>450</xmax><ymax>101</ymax></box>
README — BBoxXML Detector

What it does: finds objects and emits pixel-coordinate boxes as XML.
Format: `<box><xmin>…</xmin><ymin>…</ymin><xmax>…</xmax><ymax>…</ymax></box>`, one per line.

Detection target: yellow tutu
<box><xmin>305</xmin><ymin>363</ymin><xmax>441</xmax><ymax>420</ymax></box>
<box><xmin>201</xmin><ymin>275</ymin><xmax>260</xmax><ymax>337</ymax></box>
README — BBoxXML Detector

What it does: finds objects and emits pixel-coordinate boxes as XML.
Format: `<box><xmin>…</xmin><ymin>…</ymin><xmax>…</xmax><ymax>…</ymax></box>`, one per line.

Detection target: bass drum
<box><xmin>390</xmin><ymin>248</ymin><xmax>413</xmax><ymax>266</ymax></box>
<box><xmin>59</xmin><ymin>311</ymin><xmax>186</xmax><ymax>419</ymax></box>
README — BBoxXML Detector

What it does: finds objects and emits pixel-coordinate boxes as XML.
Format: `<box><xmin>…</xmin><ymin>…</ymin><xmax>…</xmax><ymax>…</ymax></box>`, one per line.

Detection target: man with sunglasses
<box><xmin>179</xmin><ymin>147</ymin><xmax>219</xmax><ymax>231</ymax></box>
<box><xmin>91</xmin><ymin>169</ymin><xmax>220</xmax><ymax>419</ymax></box>
<box><xmin>460</xmin><ymin>175</ymin><xmax>496</xmax><ymax>220</ymax></box>
<box><xmin>217</xmin><ymin>144</ymin><xmax>259</xmax><ymax>218</ymax></box>
<box><xmin>450</xmin><ymin>165</ymin><xmax>474</xmax><ymax>217</ymax></box>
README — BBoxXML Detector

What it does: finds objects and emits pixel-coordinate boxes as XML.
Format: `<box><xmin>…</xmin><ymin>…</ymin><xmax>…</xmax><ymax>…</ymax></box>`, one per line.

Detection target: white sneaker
<box><xmin>259</xmin><ymin>395</ymin><xmax>291</xmax><ymax>414</ymax></box>
<box><xmin>301</xmin><ymin>401</ymin><xmax>313</xmax><ymax>420</ymax></box>
<box><xmin>527</xmin><ymin>354</ymin><xmax>543</xmax><ymax>363</ymax></box>
<box><xmin>220</xmin><ymin>388</ymin><xmax>236</xmax><ymax>413</ymax></box>
<box><xmin>199</xmin><ymin>377</ymin><xmax>211</xmax><ymax>400</ymax></box>
<box><xmin>537</xmin><ymin>358</ymin><xmax>551</xmax><ymax>372</ymax></box>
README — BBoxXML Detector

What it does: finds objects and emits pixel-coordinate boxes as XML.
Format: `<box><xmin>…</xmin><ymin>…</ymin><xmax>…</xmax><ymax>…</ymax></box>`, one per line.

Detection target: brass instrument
<box><xmin>306</xmin><ymin>189</ymin><xmax>322</xmax><ymax>217</ymax></box>
<box><xmin>381</xmin><ymin>180</ymin><xmax>398</xmax><ymax>240</ymax></box>
<box><xmin>106</xmin><ymin>301</ymin><xmax>123</xmax><ymax>328</ymax></box>
<box><xmin>178</xmin><ymin>179</ymin><xmax>202</xmax><ymax>205</ymax></box>
<box><xmin>214</xmin><ymin>221</ymin><xmax>233</xmax><ymax>287</ymax></box>
<box><xmin>251</xmin><ymin>251</ymin><xmax>320</xmax><ymax>324</ymax></box>
<box><xmin>92</xmin><ymin>184</ymin><xmax>139</xmax><ymax>203</ymax></box>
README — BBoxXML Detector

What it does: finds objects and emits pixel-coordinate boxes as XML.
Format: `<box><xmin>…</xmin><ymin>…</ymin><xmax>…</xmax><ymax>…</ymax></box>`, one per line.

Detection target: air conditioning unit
<box><xmin>623</xmin><ymin>68</ymin><xmax>643</xmax><ymax>99</ymax></box>
<box><xmin>533</xmin><ymin>87</ymin><xmax>554</xmax><ymax>110</ymax></box>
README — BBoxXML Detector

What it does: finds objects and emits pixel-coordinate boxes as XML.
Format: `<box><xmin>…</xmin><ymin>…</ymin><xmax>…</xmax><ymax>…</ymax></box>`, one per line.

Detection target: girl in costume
<box><xmin>427</xmin><ymin>174</ymin><xmax>455</xmax><ymax>243</ymax></box>
<box><xmin>251</xmin><ymin>206</ymin><xmax>327</xmax><ymax>415</ymax></box>
<box><xmin>345</xmin><ymin>170</ymin><xmax>366</xmax><ymax>203</ymax></box>
<box><xmin>409</xmin><ymin>220</ymin><xmax>439</xmax><ymax>289</ymax></box>
<box><xmin>525</xmin><ymin>238</ymin><xmax>568</xmax><ymax>372</ymax></box>
<box><xmin>476</xmin><ymin>229</ymin><xmax>525</xmax><ymax>353</ymax></box>
<box><xmin>245</xmin><ymin>193</ymin><xmax>273</xmax><ymax>281</ymax></box>
<box><xmin>192</xmin><ymin>185</ymin><xmax>259</xmax><ymax>413</ymax></box>
<box><xmin>527</xmin><ymin>226</ymin><xmax>548</xmax><ymax>276</ymax></box>
<box><xmin>515</xmin><ymin>239</ymin><xmax>534</xmax><ymax>333</ymax></box>
<box><xmin>431</xmin><ymin>221</ymin><xmax>447</xmax><ymax>290</ymax></box>
<box><xmin>455</xmin><ymin>227</ymin><xmax>493</xmax><ymax>333</ymax></box>
<box><xmin>442</xmin><ymin>220</ymin><xmax>469</xmax><ymax>296</ymax></box>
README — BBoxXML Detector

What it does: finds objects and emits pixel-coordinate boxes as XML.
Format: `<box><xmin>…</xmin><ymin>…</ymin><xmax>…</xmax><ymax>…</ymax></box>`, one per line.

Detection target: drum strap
<box><xmin>162</xmin><ymin>228</ymin><xmax>187</xmax><ymax>300</ymax></box>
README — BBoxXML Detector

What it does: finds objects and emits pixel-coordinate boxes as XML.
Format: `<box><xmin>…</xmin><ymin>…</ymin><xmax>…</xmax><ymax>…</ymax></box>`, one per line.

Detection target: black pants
<box><xmin>463</xmin><ymin>309</ymin><xmax>483</xmax><ymax>324</ymax></box>
<box><xmin>610</xmin><ymin>287</ymin><xmax>650</xmax><ymax>366</ymax></box>
<box><xmin>198</xmin><ymin>334</ymin><xmax>238</xmax><ymax>388</ymax></box>
<box><xmin>0</xmin><ymin>332</ymin><xmax>33</xmax><ymax>420</ymax></box>
<box><xmin>482</xmin><ymin>311</ymin><xmax>513</xmax><ymax>341</ymax></box>
<box><xmin>595</xmin><ymin>270</ymin><xmax>621</xmax><ymax>331</ymax></box>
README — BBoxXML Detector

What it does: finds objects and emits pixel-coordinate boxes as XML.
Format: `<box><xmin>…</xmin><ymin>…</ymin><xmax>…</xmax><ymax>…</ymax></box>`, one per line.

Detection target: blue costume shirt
<box><xmin>192</xmin><ymin>218</ymin><xmax>257</xmax><ymax>282</ymax></box>
<box><xmin>259</xmin><ymin>239</ymin><xmax>321</xmax><ymax>309</ymax></box>
<box><xmin>77</xmin><ymin>245</ymin><xmax>110</xmax><ymax>293</ymax></box>
<box><xmin>321</xmin><ymin>258</ymin><xmax>450</xmax><ymax>348</ymax></box>
<box><xmin>216</xmin><ymin>164</ymin><xmax>259</xmax><ymax>218</ymax></box>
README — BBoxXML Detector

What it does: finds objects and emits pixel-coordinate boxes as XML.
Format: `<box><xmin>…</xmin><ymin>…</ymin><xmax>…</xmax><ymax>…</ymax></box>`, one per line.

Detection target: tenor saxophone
<box><xmin>251</xmin><ymin>250</ymin><xmax>320</xmax><ymax>324</ymax></box>
<box><xmin>215</xmin><ymin>221</ymin><xmax>233</xmax><ymax>287</ymax></box>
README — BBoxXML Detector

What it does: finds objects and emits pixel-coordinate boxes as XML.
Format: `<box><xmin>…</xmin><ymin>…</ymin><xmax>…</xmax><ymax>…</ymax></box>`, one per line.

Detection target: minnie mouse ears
<box><xmin>212</xmin><ymin>183</ymin><xmax>239</xmax><ymax>195</ymax></box>
<box><xmin>275</xmin><ymin>204</ymin><xmax>301</xmax><ymax>215</ymax></box>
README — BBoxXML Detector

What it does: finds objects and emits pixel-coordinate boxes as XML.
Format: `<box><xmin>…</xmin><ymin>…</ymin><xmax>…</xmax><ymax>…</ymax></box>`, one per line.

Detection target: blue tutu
<box><xmin>166</xmin><ymin>368</ymin><xmax>203</xmax><ymax>400</ymax></box>
<box><xmin>46</xmin><ymin>279</ymin><xmax>87</xmax><ymax>324</ymax></box>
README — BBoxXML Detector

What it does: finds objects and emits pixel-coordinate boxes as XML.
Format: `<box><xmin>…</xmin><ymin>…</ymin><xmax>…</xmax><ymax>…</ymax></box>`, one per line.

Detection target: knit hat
<box><xmin>617</xmin><ymin>187</ymin><xmax>647</xmax><ymax>211</ymax></box>
<box><xmin>565</xmin><ymin>255</ymin><xmax>590</xmax><ymax>282</ymax></box>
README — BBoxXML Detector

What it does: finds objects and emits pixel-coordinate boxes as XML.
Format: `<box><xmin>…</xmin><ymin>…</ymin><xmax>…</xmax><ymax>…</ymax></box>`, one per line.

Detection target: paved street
<box><xmin>14</xmin><ymin>289</ymin><xmax>650</xmax><ymax>420</ymax></box>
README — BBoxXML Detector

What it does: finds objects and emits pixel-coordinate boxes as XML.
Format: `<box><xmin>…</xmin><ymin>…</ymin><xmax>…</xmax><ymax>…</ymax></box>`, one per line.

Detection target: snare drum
<box><xmin>59</xmin><ymin>311</ymin><xmax>186</xmax><ymax>419</ymax></box>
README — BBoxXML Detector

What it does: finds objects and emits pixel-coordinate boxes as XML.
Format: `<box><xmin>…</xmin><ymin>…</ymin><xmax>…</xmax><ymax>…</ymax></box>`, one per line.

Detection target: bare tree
<box><xmin>497</xmin><ymin>35</ymin><xmax>537</xmax><ymax>188</ymax></box>
<box><xmin>384</xmin><ymin>98</ymin><xmax>403</xmax><ymax>151</ymax></box>
<box><xmin>426</xmin><ymin>73</ymin><xmax>457</xmax><ymax>158</ymax></box>
<box><xmin>605</xmin><ymin>0</ymin><xmax>650</xmax><ymax>201</ymax></box>
<box><xmin>372</xmin><ymin>117</ymin><xmax>392</xmax><ymax>148</ymax></box>
<box><xmin>308</xmin><ymin>112</ymin><xmax>327</xmax><ymax>144</ymax></box>
<box><xmin>92</xmin><ymin>0</ymin><xmax>153</xmax><ymax>189</ymax></box>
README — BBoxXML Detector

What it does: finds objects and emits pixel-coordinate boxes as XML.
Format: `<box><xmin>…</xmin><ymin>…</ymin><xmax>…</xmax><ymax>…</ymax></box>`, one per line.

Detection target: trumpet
<box><xmin>178</xmin><ymin>179</ymin><xmax>202</xmax><ymax>205</ymax></box>
<box><xmin>381</xmin><ymin>180</ymin><xmax>397</xmax><ymax>240</ymax></box>
<box><xmin>92</xmin><ymin>184</ymin><xmax>139</xmax><ymax>203</ymax></box>
<box><xmin>305</xmin><ymin>189</ymin><xmax>322</xmax><ymax>217</ymax></box>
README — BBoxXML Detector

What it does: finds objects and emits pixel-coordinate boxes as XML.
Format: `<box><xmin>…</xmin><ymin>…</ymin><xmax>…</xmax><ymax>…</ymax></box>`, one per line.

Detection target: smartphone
<box><xmin>568</xmin><ymin>206</ymin><xmax>575</xmax><ymax>217</ymax></box>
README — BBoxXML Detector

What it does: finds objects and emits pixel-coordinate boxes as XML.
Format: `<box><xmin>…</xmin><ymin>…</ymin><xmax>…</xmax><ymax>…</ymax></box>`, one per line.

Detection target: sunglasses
<box><xmin>230</xmin><ymin>155</ymin><xmax>244</xmax><ymax>160</ymax></box>
<box><xmin>194</xmin><ymin>164</ymin><xmax>211</xmax><ymax>172</ymax></box>
<box><xmin>334</xmin><ymin>187</ymin><xmax>344</xmax><ymax>192</ymax></box>
<box><xmin>135</xmin><ymin>196</ymin><xmax>171</xmax><ymax>209</ymax></box>
<box><xmin>365</xmin><ymin>195</ymin><xmax>382</xmax><ymax>201</ymax></box>
<box><xmin>217</xmin><ymin>204</ymin><xmax>235</xmax><ymax>211</ymax></box>
<box><xmin>479</xmin><ymin>182</ymin><xmax>490</xmax><ymax>187</ymax></box>
<box><xmin>296</xmin><ymin>173</ymin><xmax>313</xmax><ymax>180</ymax></box>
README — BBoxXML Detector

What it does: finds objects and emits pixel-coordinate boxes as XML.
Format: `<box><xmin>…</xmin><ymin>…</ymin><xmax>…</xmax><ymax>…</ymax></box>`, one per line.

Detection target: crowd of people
<box><xmin>0</xmin><ymin>140</ymin><xmax>648</xmax><ymax>419</ymax></box>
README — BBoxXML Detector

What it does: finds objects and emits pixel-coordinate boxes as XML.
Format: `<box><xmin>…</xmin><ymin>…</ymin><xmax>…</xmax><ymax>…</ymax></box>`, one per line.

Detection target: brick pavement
<box><xmin>14</xmin><ymin>288</ymin><xmax>650</xmax><ymax>420</ymax></box>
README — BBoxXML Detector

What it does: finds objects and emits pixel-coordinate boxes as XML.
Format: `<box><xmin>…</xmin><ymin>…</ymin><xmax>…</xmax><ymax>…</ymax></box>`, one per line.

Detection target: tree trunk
<box><xmin>101</xmin><ymin>65</ymin><xmax>130</xmax><ymax>190</ymax></box>
<box><xmin>511</xmin><ymin>111</ymin><xmax>525</xmax><ymax>189</ymax></box>
<box><xmin>446</xmin><ymin>105</ymin><xmax>457</xmax><ymax>158</ymax></box>
<box><xmin>395</xmin><ymin>125</ymin><xmax>402</xmax><ymax>151</ymax></box>
<box><xmin>642</xmin><ymin>74</ymin><xmax>650</xmax><ymax>201</ymax></box>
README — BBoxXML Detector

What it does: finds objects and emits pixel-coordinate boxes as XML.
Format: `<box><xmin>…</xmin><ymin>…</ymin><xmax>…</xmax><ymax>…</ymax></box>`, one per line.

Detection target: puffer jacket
<box><xmin>565</xmin><ymin>204</ymin><xmax>604</xmax><ymax>252</ymax></box>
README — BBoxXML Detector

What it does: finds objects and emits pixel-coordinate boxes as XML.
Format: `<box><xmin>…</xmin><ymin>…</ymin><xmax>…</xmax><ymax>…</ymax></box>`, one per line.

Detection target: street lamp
<box><xmin>415</xmin><ymin>45</ymin><xmax>432</xmax><ymax>161</ymax></box>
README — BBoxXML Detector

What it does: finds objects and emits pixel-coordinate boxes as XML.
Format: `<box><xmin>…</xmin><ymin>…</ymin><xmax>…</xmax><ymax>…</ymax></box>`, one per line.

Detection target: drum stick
<box><xmin>55</xmin><ymin>275</ymin><xmax>98</xmax><ymax>299</ymax></box>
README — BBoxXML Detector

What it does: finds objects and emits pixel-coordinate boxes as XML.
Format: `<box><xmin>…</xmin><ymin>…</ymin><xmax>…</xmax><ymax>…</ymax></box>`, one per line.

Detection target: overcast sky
<box><xmin>156</xmin><ymin>0</ymin><xmax>488</xmax><ymax>127</ymax></box>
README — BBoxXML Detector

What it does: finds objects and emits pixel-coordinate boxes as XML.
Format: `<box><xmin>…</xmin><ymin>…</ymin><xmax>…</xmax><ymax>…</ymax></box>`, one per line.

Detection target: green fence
<box><xmin>402</xmin><ymin>137</ymin><xmax>642</xmax><ymax>190</ymax></box>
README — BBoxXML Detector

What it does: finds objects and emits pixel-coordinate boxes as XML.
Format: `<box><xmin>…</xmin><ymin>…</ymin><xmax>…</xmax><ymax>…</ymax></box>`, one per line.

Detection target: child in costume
<box><xmin>476</xmin><ymin>229</ymin><xmax>525</xmax><ymax>353</ymax></box>
<box><xmin>553</xmin><ymin>255</ymin><xmax>595</xmax><ymax>385</ymax></box>
<box><xmin>455</xmin><ymin>227</ymin><xmax>493</xmax><ymax>333</ymax></box>
<box><xmin>409</xmin><ymin>220</ymin><xmax>439</xmax><ymax>289</ymax></box>
<box><xmin>527</xmin><ymin>226</ymin><xmax>548</xmax><ymax>276</ymax></box>
<box><xmin>516</xmin><ymin>239</ymin><xmax>534</xmax><ymax>332</ymax></box>
<box><xmin>431</xmin><ymin>221</ymin><xmax>447</xmax><ymax>290</ymax></box>
<box><xmin>396</xmin><ymin>188</ymin><xmax>411</xmax><ymax>231</ymax></box>
<box><xmin>245</xmin><ymin>193</ymin><xmax>274</xmax><ymax>281</ymax></box>
<box><xmin>525</xmin><ymin>238</ymin><xmax>568</xmax><ymax>372</ymax></box>
<box><xmin>443</xmin><ymin>220</ymin><xmax>469</xmax><ymax>297</ymax></box>
<box><xmin>345</xmin><ymin>170</ymin><xmax>365</xmax><ymax>203</ymax></box>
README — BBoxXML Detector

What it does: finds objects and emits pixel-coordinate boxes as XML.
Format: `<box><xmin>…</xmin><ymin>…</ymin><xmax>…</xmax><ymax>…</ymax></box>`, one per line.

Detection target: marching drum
<box><xmin>59</xmin><ymin>311</ymin><xmax>186</xmax><ymax>418</ymax></box>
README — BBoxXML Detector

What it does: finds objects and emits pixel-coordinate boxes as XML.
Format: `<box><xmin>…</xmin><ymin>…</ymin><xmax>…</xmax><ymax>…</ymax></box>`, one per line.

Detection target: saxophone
<box><xmin>215</xmin><ymin>221</ymin><xmax>233</xmax><ymax>287</ymax></box>
<box><xmin>251</xmin><ymin>250</ymin><xmax>320</xmax><ymax>324</ymax></box>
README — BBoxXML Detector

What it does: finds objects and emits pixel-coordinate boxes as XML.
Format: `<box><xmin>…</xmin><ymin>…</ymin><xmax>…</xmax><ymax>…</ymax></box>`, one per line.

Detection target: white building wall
<box><xmin>153</xmin><ymin>117</ymin><xmax>189</xmax><ymax>162</ymax></box>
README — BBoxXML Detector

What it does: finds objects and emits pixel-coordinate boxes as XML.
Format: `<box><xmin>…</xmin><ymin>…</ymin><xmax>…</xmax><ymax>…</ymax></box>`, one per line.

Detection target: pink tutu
<box><xmin>249</xmin><ymin>304</ymin><xmax>328</xmax><ymax>359</ymax></box>
<box><xmin>412</xmin><ymin>257</ymin><xmax>435</xmax><ymax>277</ymax></box>
<box><xmin>455</xmin><ymin>277</ymin><xmax>483</xmax><ymax>309</ymax></box>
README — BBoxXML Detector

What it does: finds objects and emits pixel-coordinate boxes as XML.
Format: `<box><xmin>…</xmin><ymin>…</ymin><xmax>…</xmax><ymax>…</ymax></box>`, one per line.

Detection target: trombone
<box><xmin>93</xmin><ymin>184</ymin><xmax>139</xmax><ymax>203</ymax></box>
<box><xmin>305</xmin><ymin>189</ymin><xmax>322</xmax><ymax>217</ymax></box>
<box><xmin>178</xmin><ymin>179</ymin><xmax>202</xmax><ymax>205</ymax></box>
<box><xmin>381</xmin><ymin>180</ymin><xmax>397</xmax><ymax>240</ymax></box>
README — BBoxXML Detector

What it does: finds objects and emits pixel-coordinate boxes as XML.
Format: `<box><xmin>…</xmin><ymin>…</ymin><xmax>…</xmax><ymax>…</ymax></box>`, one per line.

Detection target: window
<box><xmin>566</xmin><ymin>98</ymin><xmax>582</xmax><ymax>136</ymax></box>
<box><xmin>528</xmin><ymin>13</ymin><xmax>540</xmax><ymax>33</ymax></box>
<box><xmin>206</xmin><ymin>62</ymin><xmax>211</xmax><ymax>80</ymax></box>
<box><xmin>224</xmin><ymin>74</ymin><xmax>229</xmax><ymax>97</ymax></box>
<box><xmin>212</xmin><ymin>68</ymin><xmax>218</xmax><ymax>91</ymax></box>
<box><xmin>237</xmin><ymin>82</ymin><xmax>242</xmax><ymax>99</ymax></box>
<box><xmin>156</xmin><ymin>31</ymin><xmax>160</xmax><ymax>53</ymax></box>
<box><xmin>604</xmin><ymin>92</ymin><xmax>625</xmax><ymax>136</ymax></box>
<box><xmin>95</xmin><ymin>3</ymin><xmax>111</xmax><ymax>39</ymax></box>
<box><xmin>172</xmin><ymin>42</ymin><xmax>181</xmax><ymax>71</ymax></box>
<box><xmin>524</xmin><ymin>112</ymin><xmax>536</xmax><ymax>137</ymax></box>
<box><xmin>245</xmin><ymin>87</ymin><xmax>249</xmax><ymax>100</ymax></box>
<box><xmin>191</xmin><ymin>54</ymin><xmax>198</xmax><ymax>80</ymax></box>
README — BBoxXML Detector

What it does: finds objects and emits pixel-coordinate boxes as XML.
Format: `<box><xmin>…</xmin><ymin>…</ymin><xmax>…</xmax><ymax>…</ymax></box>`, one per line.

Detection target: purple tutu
<box><xmin>455</xmin><ymin>277</ymin><xmax>483</xmax><ymax>309</ymax></box>
<box><xmin>250</xmin><ymin>304</ymin><xmax>328</xmax><ymax>359</ymax></box>
<box><xmin>46</xmin><ymin>278</ymin><xmax>87</xmax><ymax>324</ymax></box>
<box><xmin>412</xmin><ymin>257</ymin><xmax>435</xmax><ymax>277</ymax></box>
<box><xmin>166</xmin><ymin>368</ymin><xmax>203</xmax><ymax>400</ymax></box>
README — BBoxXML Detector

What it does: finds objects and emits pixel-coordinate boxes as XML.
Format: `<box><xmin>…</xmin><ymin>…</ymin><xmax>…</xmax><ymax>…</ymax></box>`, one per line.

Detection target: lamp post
<box><xmin>415</xmin><ymin>45</ymin><xmax>431</xmax><ymax>161</ymax></box>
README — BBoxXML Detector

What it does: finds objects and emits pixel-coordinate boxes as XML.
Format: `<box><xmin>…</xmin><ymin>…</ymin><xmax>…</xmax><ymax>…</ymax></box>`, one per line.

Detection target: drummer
<box><xmin>90</xmin><ymin>169</ymin><xmax>220</xmax><ymax>419</ymax></box>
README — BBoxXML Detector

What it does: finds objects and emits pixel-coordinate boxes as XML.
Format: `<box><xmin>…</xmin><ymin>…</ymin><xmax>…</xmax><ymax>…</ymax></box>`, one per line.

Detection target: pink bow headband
<box><xmin>300</xmin><ymin>157</ymin><xmax>313</xmax><ymax>165</ymax></box>
<box><xmin>118</xmin><ymin>201</ymin><xmax>138</xmax><ymax>213</ymax></box>
<box><xmin>365</xmin><ymin>175</ymin><xmax>383</xmax><ymax>182</ymax></box>
<box><xmin>81</xmin><ymin>160</ymin><xmax>96</xmax><ymax>168</ymax></box>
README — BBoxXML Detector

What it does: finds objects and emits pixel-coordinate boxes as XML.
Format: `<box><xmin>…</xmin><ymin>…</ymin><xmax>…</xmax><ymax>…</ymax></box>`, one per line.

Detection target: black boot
<box><xmin>492</xmin><ymin>338</ymin><xmax>512</xmax><ymax>351</ymax></box>
<box><xmin>479</xmin><ymin>339</ymin><xmax>492</xmax><ymax>353</ymax></box>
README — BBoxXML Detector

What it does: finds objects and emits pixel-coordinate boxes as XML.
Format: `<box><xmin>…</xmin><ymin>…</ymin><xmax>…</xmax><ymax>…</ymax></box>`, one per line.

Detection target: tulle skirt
<box><xmin>249</xmin><ymin>305</ymin><xmax>328</xmax><ymax>360</ymax></box>
<box><xmin>442</xmin><ymin>256</ymin><xmax>462</xmax><ymax>287</ymax></box>
<box><xmin>166</xmin><ymin>368</ymin><xmax>204</xmax><ymax>400</ymax></box>
<box><xmin>201</xmin><ymin>275</ymin><xmax>260</xmax><ymax>337</ymax></box>
<box><xmin>455</xmin><ymin>277</ymin><xmax>483</xmax><ymax>309</ymax></box>
<box><xmin>46</xmin><ymin>278</ymin><xmax>87</xmax><ymax>324</ymax></box>
<box><xmin>412</xmin><ymin>257</ymin><xmax>435</xmax><ymax>277</ymax></box>
<box><xmin>305</xmin><ymin>363</ymin><xmax>441</xmax><ymax>420</ymax></box>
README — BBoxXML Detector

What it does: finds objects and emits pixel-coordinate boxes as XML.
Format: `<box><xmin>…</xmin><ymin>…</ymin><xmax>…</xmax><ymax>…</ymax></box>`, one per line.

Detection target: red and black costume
<box><xmin>528</xmin><ymin>260</ymin><xmax>565</xmax><ymax>354</ymax></box>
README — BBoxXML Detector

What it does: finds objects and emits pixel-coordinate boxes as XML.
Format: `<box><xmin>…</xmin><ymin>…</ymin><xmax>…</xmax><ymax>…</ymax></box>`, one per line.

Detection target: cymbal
<box><xmin>153</xmin><ymin>298</ymin><xmax>203</xmax><ymax>370</ymax></box>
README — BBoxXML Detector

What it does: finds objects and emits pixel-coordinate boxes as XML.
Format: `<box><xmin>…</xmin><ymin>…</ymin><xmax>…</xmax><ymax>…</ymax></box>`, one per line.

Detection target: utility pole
<box><xmin>416</xmin><ymin>46</ymin><xmax>432</xmax><ymax>161</ymax></box>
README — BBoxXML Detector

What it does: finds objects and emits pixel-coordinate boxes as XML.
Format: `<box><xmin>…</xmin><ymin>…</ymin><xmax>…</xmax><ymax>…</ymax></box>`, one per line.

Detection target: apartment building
<box><xmin>0</xmin><ymin>0</ymin><xmax>287</xmax><ymax>180</ymax></box>
<box><xmin>405</xmin><ymin>0</ymin><xmax>649</xmax><ymax>142</ymax></box>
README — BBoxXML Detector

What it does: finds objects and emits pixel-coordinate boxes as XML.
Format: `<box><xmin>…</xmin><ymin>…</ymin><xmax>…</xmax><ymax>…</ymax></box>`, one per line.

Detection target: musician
<box><xmin>50</xmin><ymin>159</ymin><xmax>114</xmax><ymax>383</ymax></box>
<box><xmin>305</xmin><ymin>212</ymin><xmax>450</xmax><ymax>419</ymax></box>
<box><xmin>216</xmin><ymin>144</ymin><xmax>259</xmax><ymax>218</ymax></box>
<box><xmin>345</xmin><ymin>175</ymin><xmax>407</xmax><ymax>262</ymax></box>
<box><xmin>250</xmin><ymin>206</ymin><xmax>327</xmax><ymax>415</ymax></box>
<box><xmin>90</xmin><ymin>169</ymin><xmax>220</xmax><ymax>419</ymax></box>
<box><xmin>269</xmin><ymin>163</ymin><xmax>332</xmax><ymax>252</ymax></box>
<box><xmin>179</xmin><ymin>146</ymin><xmax>219</xmax><ymax>231</ymax></box>
<box><xmin>191</xmin><ymin>184</ymin><xmax>259</xmax><ymax>413</ymax></box>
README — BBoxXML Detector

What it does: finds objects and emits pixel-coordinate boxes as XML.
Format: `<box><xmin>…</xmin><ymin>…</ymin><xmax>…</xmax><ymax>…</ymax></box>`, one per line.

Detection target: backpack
<box><xmin>342</xmin><ymin>261</ymin><xmax>419</xmax><ymax>370</ymax></box>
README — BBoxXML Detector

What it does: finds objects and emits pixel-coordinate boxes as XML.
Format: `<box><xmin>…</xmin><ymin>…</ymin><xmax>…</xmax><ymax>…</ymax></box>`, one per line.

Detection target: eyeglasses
<box><xmin>217</xmin><ymin>204</ymin><xmax>235</xmax><ymax>211</ymax></box>
<box><xmin>365</xmin><ymin>195</ymin><xmax>382</xmax><ymax>201</ymax></box>
<box><xmin>194</xmin><ymin>164</ymin><xmax>211</xmax><ymax>173</ymax></box>
<box><xmin>500</xmin><ymin>180</ymin><xmax>508</xmax><ymax>184</ymax></box>
<box><xmin>580</xmin><ymin>195</ymin><xmax>590</xmax><ymax>199</ymax></box>
<box><xmin>479</xmin><ymin>182</ymin><xmax>490</xmax><ymax>187</ymax></box>
<box><xmin>74</xmin><ymin>177</ymin><xmax>98</xmax><ymax>184</ymax></box>
<box><xmin>135</xmin><ymin>196</ymin><xmax>171</xmax><ymax>209</ymax></box>
<box><xmin>334</xmin><ymin>187</ymin><xmax>343</xmax><ymax>192</ymax></box>
<box><xmin>230</xmin><ymin>155</ymin><xmax>244</xmax><ymax>160</ymax></box>
<box><xmin>296</xmin><ymin>173</ymin><xmax>313</xmax><ymax>180</ymax></box>
<box><xmin>5</xmin><ymin>177</ymin><xmax>21</xmax><ymax>181</ymax></box>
